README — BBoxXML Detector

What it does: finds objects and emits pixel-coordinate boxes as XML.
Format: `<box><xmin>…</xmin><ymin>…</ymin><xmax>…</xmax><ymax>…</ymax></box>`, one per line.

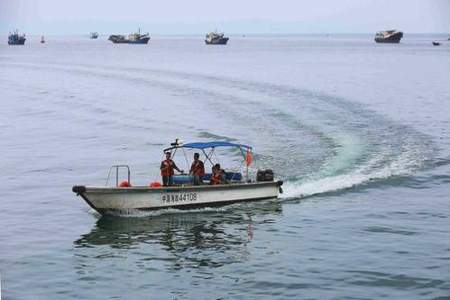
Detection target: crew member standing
<box><xmin>160</xmin><ymin>152</ymin><xmax>183</xmax><ymax>186</ymax></box>
<box><xmin>190</xmin><ymin>153</ymin><xmax>205</xmax><ymax>185</ymax></box>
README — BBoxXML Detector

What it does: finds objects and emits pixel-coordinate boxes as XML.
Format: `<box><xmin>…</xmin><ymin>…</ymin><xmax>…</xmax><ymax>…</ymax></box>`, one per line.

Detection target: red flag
<box><xmin>246</xmin><ymin>149</ymin><xmax>253</xmax><ymax>166</ymax></box>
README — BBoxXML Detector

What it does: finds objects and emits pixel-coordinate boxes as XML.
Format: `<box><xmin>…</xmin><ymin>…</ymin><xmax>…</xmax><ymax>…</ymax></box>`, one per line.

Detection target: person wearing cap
<box><xmin>160</xmin><ymin>152</ymin><xmax>183</xmax><ymax>186</ymax></box>
<box><xmin>190</xmin><ymin>153</ymin><xmax>205</xmax><ymax>185</ymax></box>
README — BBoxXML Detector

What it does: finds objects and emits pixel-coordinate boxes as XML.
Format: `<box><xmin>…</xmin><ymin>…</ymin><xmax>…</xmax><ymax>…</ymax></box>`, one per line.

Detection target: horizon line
<box><xmin>1</xmin><ymin>32</ymin><xmax>449</xmax><ymax>36</ymax></box>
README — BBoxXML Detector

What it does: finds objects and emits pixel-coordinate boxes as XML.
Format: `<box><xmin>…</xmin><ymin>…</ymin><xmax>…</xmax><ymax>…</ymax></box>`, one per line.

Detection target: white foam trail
<box><xmin>282</xmin><ymin>149</ymin><xmax>420</xmax><ymax>199</ymax></box>
<box><xmin>318</xmin><ymin>132</ymin><xmax>366</xmax><ymax>177</ymax></box>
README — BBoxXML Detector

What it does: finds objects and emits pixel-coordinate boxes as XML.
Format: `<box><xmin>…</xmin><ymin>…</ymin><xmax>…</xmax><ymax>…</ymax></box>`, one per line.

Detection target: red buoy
<box><xmin>119</xmin><ymin>181</ymin><xmax>131</xmax><ymax>187</ymax></box>
<box><xmin>149</xmin><ymin>182</ymin><xmax>162</xmax><ymax>188</ymax></box>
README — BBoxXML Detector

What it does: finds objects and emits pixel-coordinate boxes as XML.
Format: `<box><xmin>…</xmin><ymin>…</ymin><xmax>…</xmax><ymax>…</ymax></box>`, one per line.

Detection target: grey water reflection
<box><xmin>74</xmin><ymin>200</ymin><xmax>282</xmax><ymax>271</ymax></box>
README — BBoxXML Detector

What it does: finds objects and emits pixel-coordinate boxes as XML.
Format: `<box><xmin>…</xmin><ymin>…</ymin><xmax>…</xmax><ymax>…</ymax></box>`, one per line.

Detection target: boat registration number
<box><xmin>161</xmin><ymin>192</ymin><xmax>197</xmax><ymax>204</ymax></box>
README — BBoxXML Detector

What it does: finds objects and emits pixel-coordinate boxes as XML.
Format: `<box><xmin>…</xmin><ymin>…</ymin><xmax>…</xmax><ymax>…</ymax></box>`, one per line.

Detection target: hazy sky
<box><xmin>1</xmin><ymin>0</ymin><xmax>449</xmax><ymax>34</ymax></box>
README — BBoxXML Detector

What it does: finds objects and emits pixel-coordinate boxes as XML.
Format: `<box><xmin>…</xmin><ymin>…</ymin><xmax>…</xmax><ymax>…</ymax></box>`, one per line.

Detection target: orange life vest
<box><xmin>190</xmin><ymin>160</ymin><xmax>205</xmax><ymax>177</ymax></box>
<box><xmin>210</xmin><ymin>172</ymin><xmax>221</xmax><ymax>185</ymax></box>
<box><xmin>161</xmin><ymin>159</ymin><xmax>175</xmax><ymax>176</ymax></box>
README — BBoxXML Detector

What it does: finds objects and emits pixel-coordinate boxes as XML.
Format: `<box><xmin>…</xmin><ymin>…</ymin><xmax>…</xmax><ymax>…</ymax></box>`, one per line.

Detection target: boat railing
<box><xmin>105</xmin><ymin>165</ymin><xmax>131</xmax><ymax>187</ymax></box>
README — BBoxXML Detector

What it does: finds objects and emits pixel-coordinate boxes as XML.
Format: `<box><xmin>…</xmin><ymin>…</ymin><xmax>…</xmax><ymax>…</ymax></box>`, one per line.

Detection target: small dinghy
<box><xmin>72</xmin><ymin>140</ymin><xmax>283</xmax><ymax>216</ymax></box>
<box><xmin>432</xmin><ymin>41</ymin><xmax>441</xmax><ymax>46</ymax></box>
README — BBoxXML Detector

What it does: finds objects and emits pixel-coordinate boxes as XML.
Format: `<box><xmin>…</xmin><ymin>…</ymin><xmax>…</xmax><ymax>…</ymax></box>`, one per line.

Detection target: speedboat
<box><xmin>72</xmin><ymin>141</ymin><xmax>283</xmax><ymax>216</ymax></box>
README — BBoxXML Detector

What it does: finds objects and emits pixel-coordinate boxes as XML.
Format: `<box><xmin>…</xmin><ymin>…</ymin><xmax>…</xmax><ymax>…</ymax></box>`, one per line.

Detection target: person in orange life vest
<box><xmin>160</xmin><ymin>152</ymin><xmax>183</xmax><ymax>186</ymax></box>
<box><xmin>210</xmin><ymin>165</ymin><xmax>221</xmax><ymax>185</ymax></box>
<box><xmin>210</xmin><ymin>163</ymin><xmax>228</xmax><ymax>185</ymax></box>
<box><xmin>189</xmin><ymin>152</ymin><xmax>205</xmax><ymax>185</ymax></box>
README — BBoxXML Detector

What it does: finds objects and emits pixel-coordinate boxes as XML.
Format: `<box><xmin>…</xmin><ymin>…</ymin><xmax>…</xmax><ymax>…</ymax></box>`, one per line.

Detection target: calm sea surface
<box><xmin>1</xmin><ymin>34</ymin><xmax>450</xmax><ymax>299</ymax></box>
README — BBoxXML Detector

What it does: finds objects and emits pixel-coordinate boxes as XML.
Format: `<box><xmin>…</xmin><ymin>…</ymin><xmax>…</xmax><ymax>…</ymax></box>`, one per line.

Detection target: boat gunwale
<box><xmin>76</xmin><ymin>181</ymin><xmax>282</xmax><ymax>194</ymax></box>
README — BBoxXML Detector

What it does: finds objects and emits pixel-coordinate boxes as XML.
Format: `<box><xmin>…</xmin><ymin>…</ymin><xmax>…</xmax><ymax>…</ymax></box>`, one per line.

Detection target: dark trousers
<box><xmin>192</xmin><ymin>175</ymin><xmax>203</xmax><ymax>186</ymax></box>
<box><xmin>162</xmin><ymin>176</ymin><xmax>173</xmax><ymax>186</ymax></box>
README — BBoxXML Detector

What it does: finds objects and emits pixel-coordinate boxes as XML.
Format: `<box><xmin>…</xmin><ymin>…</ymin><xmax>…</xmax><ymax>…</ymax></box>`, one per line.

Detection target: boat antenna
<box><xmin>170</xmin><ymin>138</ymin><xmax>179</xmax><ymax>147</ymax></box>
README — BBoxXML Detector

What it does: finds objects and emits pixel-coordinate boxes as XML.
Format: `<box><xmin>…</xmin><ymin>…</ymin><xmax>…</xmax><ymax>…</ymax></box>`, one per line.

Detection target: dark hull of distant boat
<box><xmin>8</xmin><ymin>37</ymin><xmax>26</xmax><ymax>45</ymax></box>
<box><xmin>108</xmin><ymin>36</ymin><xmax>127</xmax><ymax>43</ymax></box>
<box><xmin>128</xmin><ymin>37</ymin><xmax>150</xmax><ymax>44</ymax></box>
<box><xmin>374</xmin><ymin>32</ymin><xmax>403</xmax><ymax>43</ymax></box>
<box><xmin>205</xmin><ymin>37</ymin><xmax>229</xmax><ymax>45</ymax></box>
<box><xmin>108</xmin><ymin>35</ymin><xmax>150</xmax><ymax>44</ymax></box>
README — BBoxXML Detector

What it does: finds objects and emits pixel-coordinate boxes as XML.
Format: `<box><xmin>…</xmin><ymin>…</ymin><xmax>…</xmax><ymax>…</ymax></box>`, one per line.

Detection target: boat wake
<box><xmin>282</xmin><ymin>150</ymin><xmax>419</xmax><ymax>199</ymax></box>
<box><xmin>1</xmin><ymin>61</ymin><xmax>437</xmax><ymax>202</ymax></box>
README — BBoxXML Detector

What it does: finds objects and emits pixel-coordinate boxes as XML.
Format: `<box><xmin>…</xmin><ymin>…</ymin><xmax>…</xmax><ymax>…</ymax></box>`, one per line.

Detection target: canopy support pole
<box><xmin>203</xmin><ymin>148</ymin><xmax>215</xmax><ymax>167</ymax></box>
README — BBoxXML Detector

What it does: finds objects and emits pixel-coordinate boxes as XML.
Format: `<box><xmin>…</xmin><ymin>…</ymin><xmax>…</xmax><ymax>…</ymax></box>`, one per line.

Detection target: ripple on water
<box><xmin>364</xmin><ymin>226</ymin><xmax>419</xmax><ymax>236</ymax></box>
<box><xmin>346</xmin><ymin>271</ymin><xmax>447</xmax><ymax>289</ymax></box>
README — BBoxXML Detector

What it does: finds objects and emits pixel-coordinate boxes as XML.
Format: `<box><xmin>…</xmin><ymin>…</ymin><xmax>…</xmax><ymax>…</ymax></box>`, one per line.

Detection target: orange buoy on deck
<box><xmin>119</xmin><ymin>180</ymin><xmax>131</xmax><ymax>187</ymax></box>
<box><xmin>149</xmin><ymin>182</ymin><xmax>162</xmax><ymax>188</ymax></box>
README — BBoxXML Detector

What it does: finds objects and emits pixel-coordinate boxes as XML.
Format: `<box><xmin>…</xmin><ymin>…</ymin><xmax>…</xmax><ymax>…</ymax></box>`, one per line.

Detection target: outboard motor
<box><xmin>257</xmin><ymin>169</ymin><xmax>274</xmax><ymax>182</ymax></box>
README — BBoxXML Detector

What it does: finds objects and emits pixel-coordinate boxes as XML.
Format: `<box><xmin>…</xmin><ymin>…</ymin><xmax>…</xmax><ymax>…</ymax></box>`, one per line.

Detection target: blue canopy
<box><xmin>165</xmin><ymin>141</ymin><xmax>252</xmax><ymax>152</ymax></box>
<box><xmin>184</xmin><ymin>141</ymin><xmax>252</xmax><ymax>150</ymax></box>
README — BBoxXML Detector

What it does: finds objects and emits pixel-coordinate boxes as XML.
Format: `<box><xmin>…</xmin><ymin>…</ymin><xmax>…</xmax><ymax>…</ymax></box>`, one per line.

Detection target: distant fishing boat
<box><xmin>8</xmin><ymin>30</ymin><xmax>26</xmax><ymax>45</ymax></box>
<box><xmin>90</xmin><ymin>32</ymin><xmax>99</xmax><ymax>39</ymax></box>
<box><xmin>374</xmin><ymin>30</ymin><xmax>403</xmax><ymax>43</ymax></box>
<box><xmin>108</xmin><ymin>28</ymin><xmax>150</xmax><ymax>44</ymax></box>
<box><xmin>40</xmin><ymin>36</ymin><xmax>45</xmax><ymax>44</ymax></box>
<box><xmin>432</xmin><ymin>41</ymin><xmax>441</xmax><ymax>46</ymax></box>
<box><xmin>205</xmin><ymin>31</ymin><xmax>229</xmax><ymax>45</ymax></box>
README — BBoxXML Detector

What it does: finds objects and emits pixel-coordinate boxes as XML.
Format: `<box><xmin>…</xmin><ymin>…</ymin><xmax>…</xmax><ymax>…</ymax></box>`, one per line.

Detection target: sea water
<box><xmin>1</xmin><ymin>34</ymin><xmax>449</xmax><ymax>299</ymax></box>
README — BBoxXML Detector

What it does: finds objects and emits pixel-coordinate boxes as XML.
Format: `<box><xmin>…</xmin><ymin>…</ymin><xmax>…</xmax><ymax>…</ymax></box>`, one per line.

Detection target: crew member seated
<box><xmin>190</xmin><ymin>153</ymin><xmax>205</xmax><ymax>185</ymax></box>
<box><xmin>210</xmin><ymin>163</ymin><xmax>228</xmax><ymax>185</ymax></box>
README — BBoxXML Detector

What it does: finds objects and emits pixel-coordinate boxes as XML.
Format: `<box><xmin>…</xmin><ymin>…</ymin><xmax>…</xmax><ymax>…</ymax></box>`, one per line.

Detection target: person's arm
<box><xmin>172</xmin><ymin>161</ymin><xmax>184</xmax><ymax>173</ymax></box>
<box><xmin>160</xmin><ymin>161</ymin><xmax>166</xmax><ymax>171</ymax></box>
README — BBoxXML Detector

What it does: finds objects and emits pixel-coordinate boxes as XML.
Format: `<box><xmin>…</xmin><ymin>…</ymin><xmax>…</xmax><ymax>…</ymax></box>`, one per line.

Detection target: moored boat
<box><xmin>432</xmin><ymin>41</ymin><xmax>441</xmax><ymax>46</ymax></box>
<box><xmin>90</xmin><ymin>32</ymin><xmax>99</xmax><ymax>39</ymax></box>
<box><xmin>72</xmin><ymin>141</ymin><xmax>283</xmax><ymax>216</ymax></box>
<box><xmin>8</xmin><ymin>30</ymin><xmax>26</xmax><ymax>45</ymax></box>
<box><xmin>108</xmin><ymin>28</ymin><xmax>150</xmax><ymax>44</ymax></box>
<box><xmin>40</xmin><ymin>36</ymin><xmax>45</xmax><ymax>44</ymax></box>
<box><xmin>374</xmin><ymin>30</ymin><xmax>403</xmax><ymax>43</ymax></box>
<box><xmin>205</xmin><ymin>31</ymin><xmax>229</xmax><ymax>45</ymax></box>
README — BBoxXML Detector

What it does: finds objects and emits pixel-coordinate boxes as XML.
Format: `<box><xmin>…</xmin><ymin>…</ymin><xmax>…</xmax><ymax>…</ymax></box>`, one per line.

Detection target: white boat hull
<box><xmin>73</xmin><ymin>181</ymin><xmax>283</xmax><ymax>216</ymax></box>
